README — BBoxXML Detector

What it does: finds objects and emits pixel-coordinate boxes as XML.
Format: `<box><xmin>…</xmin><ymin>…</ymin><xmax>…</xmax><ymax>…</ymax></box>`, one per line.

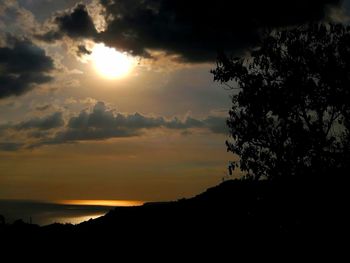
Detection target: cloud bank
<box><xmin>15</xmin><ymin>112</ymin><xmax>64</xmax><ymax>131</ymax></box>
<box><xmin>39</xmin><ymin>0</ymin><xmax>341</xmax><ymax>62</ymax></box>
<box><xmin>0</xmin><ymin>101</ymin><xmax>227</xmax><ymax>151</ymax></box>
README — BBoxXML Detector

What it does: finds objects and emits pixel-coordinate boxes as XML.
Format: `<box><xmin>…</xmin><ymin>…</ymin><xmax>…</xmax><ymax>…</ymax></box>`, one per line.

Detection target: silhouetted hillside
<box><xmin>0</xmin><ymin>178</ymin><xmax>346</xmax><ymax>256</ymax></box>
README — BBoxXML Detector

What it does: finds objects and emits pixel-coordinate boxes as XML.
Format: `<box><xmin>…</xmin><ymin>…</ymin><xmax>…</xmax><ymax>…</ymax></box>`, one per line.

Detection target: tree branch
<box><xmin>222</xmin><ymin>82</ymin><xmax>241</xmax><ymax>90</ymax></box>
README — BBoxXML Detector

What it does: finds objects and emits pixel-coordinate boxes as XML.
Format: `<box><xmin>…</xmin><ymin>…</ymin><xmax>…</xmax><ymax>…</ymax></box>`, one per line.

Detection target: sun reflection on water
<box><xmin>56</xmin><ymin>200</ymin><xmax>145</xmax><ymax>207</ymax></box>
<box><xmin>54</xmin><ymin>213</ymin><xmax>105</xmax><ymax>225</ymax></box>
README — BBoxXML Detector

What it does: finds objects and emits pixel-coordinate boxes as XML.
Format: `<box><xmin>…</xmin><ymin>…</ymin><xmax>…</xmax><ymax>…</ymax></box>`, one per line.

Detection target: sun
<box><xmin>91</xmin><ymin>43</ymin><xmax>134</xmax><ymax>79</ymax></box>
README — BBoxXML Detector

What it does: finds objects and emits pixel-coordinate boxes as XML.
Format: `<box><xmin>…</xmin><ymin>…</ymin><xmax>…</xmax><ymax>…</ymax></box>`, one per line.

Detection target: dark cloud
<box><xmin>0</xmin><ymin>123</ymin><xmax>10</xmax><ymax>135</ymax></box>
<box><xmin>35</xmin><ymin>104</ymin><xmax>51</xmax><ymax>111</ymax></box>
<box><xmin>44</xmin><ymin>101</ymin><xmax>228</xmax><ymax>145</ymax></box>
<box><xmin>68</xmin><ymin>101</ymin><xmax>226</xmax><ymax>132</ymax></box>
<box><xmin>56</xmin><ymin>4</ymin><xmax>98</xmax><ymax>38</ymax></box>
<box><xmin>76</xmin><ymin>44</ymin><xmax>92</xmax><ymax>56</ymax></box>
<box><xmin>28</xmin><ymin>130</ymin><xmax>51</xmax><ymax>139</ymax></box>
<box><xmin>35</xmin><ymin>30</ymin><xmax>64</xmax><ymax>43</ymax></box>
<box><xmin>52</xmin><ymin>125</ymin><xmax>137</xmax><ymax>144</ymax></box>
<box><xmin>0</xmin><ymin>112</ymin><xmax>64</xmax><ymax>133</ymax></box>
<box><xmin>0</xmin><ymin>142</ymin><xmax>24</xmax><ymax>151</ymax></box>
<box><xmin>202</xmin><ymin>116</ymin><xmax>228</xmax><ymax>134</ymax></box>
<box><xmin>17</xmin><ymin>0</ymin><xmax>85</xmax><ymax>23</ymax></box>
<box><xmin>0</xmin><ymin>102</ymin><xmax>227</xmax><ymax>151</ymax></box>
<box><xmin>68</xmin><ymin>101</ymin><xmax>117</xmax><ymax>129</ymax></box>
<box><xmin>40</xmin><ymin>0</ymin><xmax>341</xmax><ymax>62</ymax></box>
<box><xmin>15</xmin><ymin>112</ymin><xmax>64</xmax><ymax>130</ymax></box>
<box><xmin>0</xmin><ymin>38</ymin><xmax>54</xmax><ymax>99</ymax></box>
<box><xmin>37</xmin><ymin>4</ymin><xmax>98</xmax><ymax>42</ymax></box>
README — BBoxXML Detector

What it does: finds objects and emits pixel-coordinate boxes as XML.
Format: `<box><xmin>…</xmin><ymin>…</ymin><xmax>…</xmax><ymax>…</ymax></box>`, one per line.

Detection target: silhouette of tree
<box><xmin>212</xmin><ymin>23</ymin><xmax>350</xmax><ymax>180</ymax></box>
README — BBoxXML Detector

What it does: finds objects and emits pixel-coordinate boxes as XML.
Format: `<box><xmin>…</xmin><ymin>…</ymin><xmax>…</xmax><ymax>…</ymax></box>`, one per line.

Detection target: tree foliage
<box><xmin>212</xmin><ymin>23</ymin><xmax>350</xmax><ymax>180</ymax></box>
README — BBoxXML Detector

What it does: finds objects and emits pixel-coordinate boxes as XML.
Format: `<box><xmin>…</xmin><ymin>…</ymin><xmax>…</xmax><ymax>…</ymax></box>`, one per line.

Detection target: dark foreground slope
<box><xmin>0</xmin><ymin>179</ymin><xmax>347</xmax><ymax>256</ymax></box>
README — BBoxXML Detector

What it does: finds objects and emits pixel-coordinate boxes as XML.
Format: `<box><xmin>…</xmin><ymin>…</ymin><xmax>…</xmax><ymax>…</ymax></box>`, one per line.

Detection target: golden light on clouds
<box><xmin>91</xmin><ymin>43</ymin><xmax>135</xmax><ymax>79</ymax></box>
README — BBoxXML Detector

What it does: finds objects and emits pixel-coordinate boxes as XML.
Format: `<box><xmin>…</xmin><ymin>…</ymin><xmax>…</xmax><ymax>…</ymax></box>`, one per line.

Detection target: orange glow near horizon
<box><xmin>56</xmin><ymin>200</ymin><xmax>145</xmax><ymax>207</ymax></box>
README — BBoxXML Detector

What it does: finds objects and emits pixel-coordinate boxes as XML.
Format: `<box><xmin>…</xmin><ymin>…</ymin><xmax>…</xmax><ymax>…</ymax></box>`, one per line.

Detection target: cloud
<box><xmin>0</xmin><ymin>142</ymin><xmax>24</xmax><ymax>151</ymax></box>
<box><xmin>0</xmin><ymin>101</ymin><xmax>227</xmax><ymax>151</ymax></box>
<box><xmin>45</xmin><ymin>101</ymin><xmax>228</xmax><ymax>145</ymax></box>
<box><xmin>39</xmin><ymin>0</ymin><xmax>341</xmax><ymax>62</ymax></box>
<box><xmin>68</xmin><ymin>101</ymin><xmax>226</xmax><ymax>132</ymax></box>
<box><xmin>76</xmin><ymin>44</ymin><xmax>92</xmax><ymax>56</ymax></box>
<box><xmin>37</xmin><ymin>4</ymin><xmax>98</xmax><ymax>42</ymax></box>
<box><xmin>56</xmin><ymin>3</ymin><xmax>98</xmax><ymax>38</ymax></box>
<box><xmin>0</xmin><ymin>37</ymin><xmax>55</xmax><ymax>99</ymax></box>
<box><xmin>15</xmin><ymin>112</ymin><xmax>64</xmax><ymax>130</ymax></box>
<box><xmin>0</xmin><ymin>0</ymin><xmax>38</xmax><ymax>38</ymax></box>
<box><xmin>16</xmin><ymin>0</ymin><xmax>86</xmax><ymax>23</ymax></box>
<box><xmin>0</xmin><ymin>112</ymin><xmax>64</xmax><ymax>152</ymax></box>
<box><xmin>202</xmin><ymin>116</ymin><xmax>228</xmax><ymax>134</ymax></box>
<box><xmin>35</xmin><ymin>104</ymin><xmax>51</xmax><ymax>111</ymax></box>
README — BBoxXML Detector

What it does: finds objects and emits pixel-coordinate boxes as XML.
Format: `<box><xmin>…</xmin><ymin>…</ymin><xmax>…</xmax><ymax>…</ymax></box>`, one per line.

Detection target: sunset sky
<box><xmin>0</xmin><ymin>0</ymin><xmax>348</xmax><ymax>201</ymax></box>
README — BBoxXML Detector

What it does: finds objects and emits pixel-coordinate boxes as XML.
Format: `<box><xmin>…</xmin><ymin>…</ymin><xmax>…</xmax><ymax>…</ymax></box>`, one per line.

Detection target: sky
<box><xmin>0</xmin><ymin>0</ymin><xmax>349</xmax><ymax>202</ymax></box>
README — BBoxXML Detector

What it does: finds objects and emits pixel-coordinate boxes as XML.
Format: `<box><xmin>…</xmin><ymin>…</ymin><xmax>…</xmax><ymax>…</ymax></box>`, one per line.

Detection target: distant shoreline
<box><xmin>0</xmin><ymin>199</ymin><xmax>143</xmax><ymax>226</ymax></box>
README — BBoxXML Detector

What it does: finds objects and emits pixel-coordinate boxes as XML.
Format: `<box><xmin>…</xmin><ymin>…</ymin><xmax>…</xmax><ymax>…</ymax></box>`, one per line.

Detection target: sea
<box><xmin>0</xmin><ymin>200</ymin><xmax>144</xmax><ymax>226</ymax></box>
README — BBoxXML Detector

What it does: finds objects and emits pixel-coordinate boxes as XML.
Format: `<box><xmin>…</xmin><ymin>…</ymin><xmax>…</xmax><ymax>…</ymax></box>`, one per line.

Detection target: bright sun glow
<box><xmin>91</xmin><ymin>43</ymin><xmax>134</xmax><ymax>79</ymax></box>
